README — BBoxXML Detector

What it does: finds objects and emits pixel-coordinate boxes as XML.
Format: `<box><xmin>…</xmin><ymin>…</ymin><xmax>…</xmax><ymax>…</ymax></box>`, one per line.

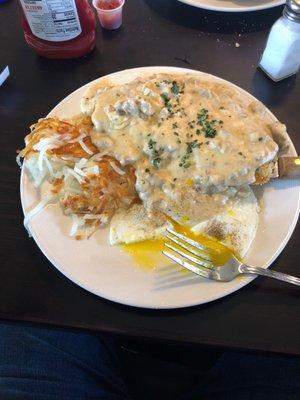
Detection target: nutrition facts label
<box><xmin>20</xmin><ymin>0</ymin><xmax>82</xmax><ymax>42</ymax></box>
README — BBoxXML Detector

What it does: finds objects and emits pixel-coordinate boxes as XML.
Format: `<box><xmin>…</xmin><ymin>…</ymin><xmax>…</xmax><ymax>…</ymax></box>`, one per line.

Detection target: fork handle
<box><xmin>240</xmin><ymin>265</ymin><xmax>300</xmax><ymax>286</ymax></box>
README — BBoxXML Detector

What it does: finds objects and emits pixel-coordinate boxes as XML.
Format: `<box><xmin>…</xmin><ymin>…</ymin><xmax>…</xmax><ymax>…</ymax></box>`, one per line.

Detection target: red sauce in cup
<box><xmin>98</xmin><ymin>0</ymin><xmax>122</xmax><ymax>10</ymax></box>
<box><xmin>93</xmin><ymin>0</ymin><xmax>124</xmax><ymax>30</ymax></box>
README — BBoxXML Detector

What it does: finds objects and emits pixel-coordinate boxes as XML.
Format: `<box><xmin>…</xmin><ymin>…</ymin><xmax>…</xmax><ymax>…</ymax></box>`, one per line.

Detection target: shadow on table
<box><xmin>144</xmin><ymin>0</ymin><xmax>283</xmax><ymax>33</ymax></box>
<box><xmin>252</xmin><ymin>69</ymin><xmax>297</xmax><ymax>108</ymax></box>
<box><xmin>153</xmin><ymin>264</ymin><xmax>203</xmax><ymax>291</ymax></box>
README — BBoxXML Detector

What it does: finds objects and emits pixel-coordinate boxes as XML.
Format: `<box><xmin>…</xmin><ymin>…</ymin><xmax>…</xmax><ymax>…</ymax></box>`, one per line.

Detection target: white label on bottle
<box><xmin>20</xmin><ymin>0</ymin><xmax>82</xmax><ymax>42</ymax></box>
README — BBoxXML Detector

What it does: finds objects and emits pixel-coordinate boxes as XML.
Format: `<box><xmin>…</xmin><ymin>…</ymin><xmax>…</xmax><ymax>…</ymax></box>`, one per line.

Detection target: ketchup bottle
<box><xmin>19</xmin><ymin>0</ymin><xmax>96</xmax><ymax>59</ymax></box>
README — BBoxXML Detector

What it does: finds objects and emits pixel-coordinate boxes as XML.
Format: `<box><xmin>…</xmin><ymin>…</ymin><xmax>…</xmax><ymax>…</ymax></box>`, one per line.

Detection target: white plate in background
<box><xmin>178</xmin><ymin>0</ymin><xmax>284</xmax><ymax>13</ymax></box>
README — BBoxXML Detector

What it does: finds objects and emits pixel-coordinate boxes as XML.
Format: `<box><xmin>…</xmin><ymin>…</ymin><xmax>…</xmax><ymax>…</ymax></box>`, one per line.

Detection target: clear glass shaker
<box><xmin>259</xmin><ymin>0</ymin><xmax>300</xmax><ymax>81</ymax></box>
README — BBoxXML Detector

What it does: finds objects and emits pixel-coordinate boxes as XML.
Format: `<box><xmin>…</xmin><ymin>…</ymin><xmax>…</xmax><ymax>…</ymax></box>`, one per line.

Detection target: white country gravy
<box><xmin>81</xmin><ymin>74</ymin><xmax>287</xmax><ymax>223</ymax></box>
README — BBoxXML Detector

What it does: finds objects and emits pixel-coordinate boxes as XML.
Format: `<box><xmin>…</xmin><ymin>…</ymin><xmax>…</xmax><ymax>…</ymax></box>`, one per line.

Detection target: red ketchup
<box><xmin>98</xmin><ymin>0</ymin><xmax>121</xmax><ymax>9</ymax></box>
<box><xmin>93</xmin><ymin>0</ymin><xmax>124</xmax><ymax>30</ymax></box>
<box><xmin>19</xmin><ymin>0</ymin><xmax>96</xmax><ymax>59</ymax></box>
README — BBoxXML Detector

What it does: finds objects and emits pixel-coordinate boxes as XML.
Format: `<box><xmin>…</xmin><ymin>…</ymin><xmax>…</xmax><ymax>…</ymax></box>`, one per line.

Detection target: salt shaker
<box><xmin>259</xmin><ymin>0</ymin><xmax>300</xmax><ymax>81</ymax></box>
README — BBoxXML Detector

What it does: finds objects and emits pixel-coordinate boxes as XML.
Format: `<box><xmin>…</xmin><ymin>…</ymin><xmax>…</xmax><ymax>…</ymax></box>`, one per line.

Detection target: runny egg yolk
<box><xmin>122</xmin><ymin>222</ymin><xmax>233</xmax><ymax>270</ymax></box>
<box><xmin>122</xmin><ymin>238</ymin><xmax>167</xmax><ymax>270</ymax></box>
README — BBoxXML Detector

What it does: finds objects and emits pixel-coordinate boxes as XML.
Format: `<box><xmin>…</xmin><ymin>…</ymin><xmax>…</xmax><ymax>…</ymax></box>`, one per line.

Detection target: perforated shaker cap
<box><xmin>284</xmin><ymin>0</ymin><xmax>300</xmax><ymax>22</ymax></box>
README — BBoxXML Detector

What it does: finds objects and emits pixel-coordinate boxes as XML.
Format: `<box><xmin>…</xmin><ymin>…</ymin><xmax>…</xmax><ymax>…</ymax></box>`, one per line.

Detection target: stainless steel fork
<box><xmin>163</xmin><ymin>228</ymin><xmax>300</xmax><ymax>286</ymax></box>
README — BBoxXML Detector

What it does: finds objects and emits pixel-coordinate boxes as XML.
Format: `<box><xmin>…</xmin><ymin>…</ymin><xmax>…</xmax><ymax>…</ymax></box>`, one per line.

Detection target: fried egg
<box><xmin>191</xmin><ymin>187</ymin><xmax>259</xmax><ymax>257</ymax></box>
<box><xmin>109</xmin><ymin>204</ymin><xmax>171</xmax><ymax>245</ymax></box>
<box><xmin>109</xmin><ymin>187</ymin><xmax>258</xmax><ymax>269</ymax></box>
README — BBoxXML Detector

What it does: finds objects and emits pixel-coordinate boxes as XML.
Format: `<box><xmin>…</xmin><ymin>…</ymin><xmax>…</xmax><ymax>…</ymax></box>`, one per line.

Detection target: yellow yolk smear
<box><xmin>122</xmin><ymin>238</ymin><xmax>167</xmax><ymax>270</ymax></box>
<box><xmin>122</xmin><ymin>221</ymin><xmax>234</xmax><ymax>271</ymax></box>
<box><xmin>173</xmin><ymin>222</ymin><xmax>233</xmax><ymax>266</ymax></box>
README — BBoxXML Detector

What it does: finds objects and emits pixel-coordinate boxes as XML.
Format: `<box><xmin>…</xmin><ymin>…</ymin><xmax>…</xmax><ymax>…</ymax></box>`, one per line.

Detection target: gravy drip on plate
<box><xmin>83</xmin><ymin>74</ymin><xmax>281</xmax><ymax>223</ymax></box>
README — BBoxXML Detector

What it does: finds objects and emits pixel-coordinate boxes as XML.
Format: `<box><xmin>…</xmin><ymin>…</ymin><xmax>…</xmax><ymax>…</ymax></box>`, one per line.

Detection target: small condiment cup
<box><xmin>92</xmin><ymin>0</ymin><xmax>125</xmax><ymax>30</ymax></box>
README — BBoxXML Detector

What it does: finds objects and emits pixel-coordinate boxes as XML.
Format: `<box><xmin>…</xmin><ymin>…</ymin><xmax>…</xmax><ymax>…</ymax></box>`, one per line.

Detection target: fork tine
<box><xmin>162</xmin><ymin>251</ymin><xmax>213</xmax><ymax>279</ymax></box>
<box><xmin>166</xmin><ymin>227</ymin><xmax>211</xmax><ymax>253</ymax></box>
<box><xmin>164</xmin><ymin>243</ymin><xmax>214</xmax><ymax>270</ymax></box>
<box><xmin>166</xmin><ymin>234</ymin><xmax>212</xmax><ymax>262</ymax></box>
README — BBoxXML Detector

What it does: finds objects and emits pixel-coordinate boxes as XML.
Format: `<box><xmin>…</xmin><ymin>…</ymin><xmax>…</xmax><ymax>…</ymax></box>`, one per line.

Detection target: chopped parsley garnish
<box><xmin>172</xmin><ymin>122</ymin><xmax>178</xmax><ymax>129</ymax></box>
<box><xmin>186</xmin><ymin>140</ymin><xmax>200</xmax><ymax>153</ymax></box>
<box><xmin>152</xmin><ymin>157</ymin><xmax>162</xmax><ymax>169</ymax></box>
<box><xmin>145</xmin><ymin>168</ymin><xmax>150</xmax><ymax>173</ymax></box>
<box><xmin>161</xmin><ymin>93</ymin><xmax>170</xmax><ymax>106</ymax></box>
<box><xmin>157</xmin><ymin>122</ymin><xmax>162</xmax><ymax>127</ymax></box>
<box><xmin>166</xmin><ymin>103</ymin><xmax>173</xmax><ymax>113</ymax></box>
<box><xmin>197</xmin><ymin>108</ymin><xmax>217</xmax><ymax>138</ymax></box>
<box><xmin>161</xmin><ymin>91</ymin><xmax>174</xmax><ymax>113</ymax></box>
<box><xmin>171</xmin><ymin>81</ymin><xmax>180</xmax><ymax>95</ymax></box>
<box><xmin>258</xmin><ymin>137</ymin><xmax>263</xmax><ymax>141</ymax></box>
<box><xmin>179</xmin><ymin>140</ymin><xmax>201</xmax><ymax>169</ymax></box>
<box><xmin>173</xmin><ymin>131</ymin><xmax>179</xmax><ymax>136</ymax></box>
<box><xmin>197</xmin><ymin>108</ymin><xmax>208</xmax><ymax>125</ymax></box>
<box><xmin>147</xmin><ymin>139</ymin><xmax>164</xmax><ymax>169</ymax></box>
<box><xmin>196</xmin><ymin>129</ymin><xmax>201</xmax><ymax>135</ymax></box>
<box><xmin>148</xmin><ymin>139</ymin><xmax>156</xmax><ymax>150</ymax></box>
<box><xmin>179</xmin><ymin>155</ymin><xmax>191</xmax><ymax>169</ymax></box>
<box><xmin>204</xmin><ymin>124</ymin><xmax>217</xmax><ymax>138</ymax></box>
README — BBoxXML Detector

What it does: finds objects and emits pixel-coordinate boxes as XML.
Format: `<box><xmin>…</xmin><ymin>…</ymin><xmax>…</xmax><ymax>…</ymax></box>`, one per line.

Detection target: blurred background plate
<box><xmin>177</xmin><ymin>0</ymin><xmax>285</xmax><ymax>12</ymax></box>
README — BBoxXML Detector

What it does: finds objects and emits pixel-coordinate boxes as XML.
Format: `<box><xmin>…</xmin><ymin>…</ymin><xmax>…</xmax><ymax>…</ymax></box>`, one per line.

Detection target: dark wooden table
<box><xmin>1</xmin><ymin>0</ymin><xmax>299</xmax><ymax>356</ymax></box>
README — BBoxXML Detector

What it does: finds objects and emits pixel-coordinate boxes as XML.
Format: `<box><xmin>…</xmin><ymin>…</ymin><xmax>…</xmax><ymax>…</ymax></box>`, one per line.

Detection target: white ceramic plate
<box><xmin>178</xmin><ymin>0</ymin><xmax>284</xmax><ymax>13</ymax></box>
<box><xmin>20</xmin><ymin>66</ymin><xmax>299</xmax><ymax>309</ymax></box>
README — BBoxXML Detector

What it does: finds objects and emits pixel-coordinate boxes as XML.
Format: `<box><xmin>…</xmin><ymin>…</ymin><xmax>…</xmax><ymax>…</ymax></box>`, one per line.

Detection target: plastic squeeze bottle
<box><xmin>19</xmin><ymin>0</ymin><xmax>96</xmax><ymax>59</ymax></box>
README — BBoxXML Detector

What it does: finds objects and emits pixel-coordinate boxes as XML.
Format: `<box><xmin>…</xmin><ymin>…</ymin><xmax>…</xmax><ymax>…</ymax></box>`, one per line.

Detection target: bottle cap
<box><xmin>284</xmin><ymin>0</ymin><xmax>300</xmax><ymax>22</ymax></box>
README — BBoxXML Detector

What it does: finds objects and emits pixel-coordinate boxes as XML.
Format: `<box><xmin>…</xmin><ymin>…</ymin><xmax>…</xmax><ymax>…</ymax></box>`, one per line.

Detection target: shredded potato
<box><xmin>19</xmin><ymin>116</ymin><xmax>140</xmax><ymax>238</ymax></box>
<box><xmin>60</xmin><ymin>156</ymin><xmax>139</xmax><ymax>219</ymax></box>
<box><xmin>20</xmin><ymin>117</ymin><xmax>96</xmax><ymax>159</ymax></box>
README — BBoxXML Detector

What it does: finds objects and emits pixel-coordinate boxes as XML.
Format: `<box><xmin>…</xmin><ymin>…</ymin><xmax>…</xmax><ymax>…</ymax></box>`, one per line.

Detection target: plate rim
<box><xmin>20</xmin><ymin>66</ymin><xmax>300</xmax><ymax>309</ymax></box>
<box><xmin>177</xmin><ymin>0</ymin><xmax>285</xmax><ymax>12</ymax></box>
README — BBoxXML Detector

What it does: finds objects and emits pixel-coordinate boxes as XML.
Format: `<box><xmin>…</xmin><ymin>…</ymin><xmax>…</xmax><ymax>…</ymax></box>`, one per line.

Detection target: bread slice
<box><xmin>254</xmin><ymin>158</ymin><xmax>278</xmax><ymax>185</ymax></box>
